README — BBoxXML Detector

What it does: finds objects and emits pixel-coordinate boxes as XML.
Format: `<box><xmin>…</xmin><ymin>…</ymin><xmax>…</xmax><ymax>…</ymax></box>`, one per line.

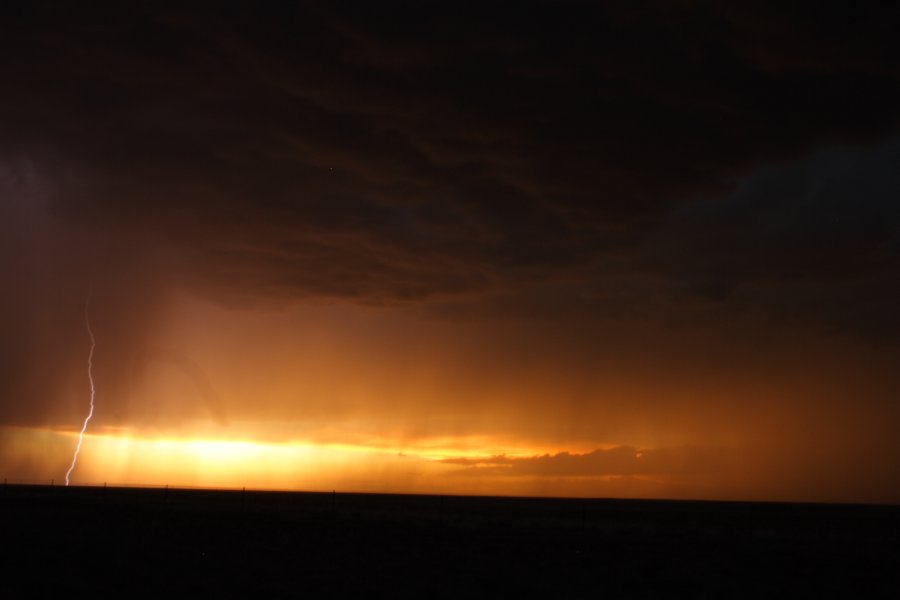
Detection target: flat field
<box><xmin>2</xmin><ymin>484</ymin><xmax>898</xmax><ymax>597</ymax></box>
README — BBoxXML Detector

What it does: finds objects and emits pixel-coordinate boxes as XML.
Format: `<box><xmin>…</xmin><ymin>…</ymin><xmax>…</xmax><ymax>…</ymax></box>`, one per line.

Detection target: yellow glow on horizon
<box><xmin>1</xmin><ymin>425</ymin><xmax>601</xmax><ymax>494</ymax></box>
<box><xmin>48</xmin><ymin>423</ymin><xmax>598</xmax><ymax>461</ymax></box>
<box><xmin>0</xmin><ymin>425</ymin><xmax>780</xmax><ymax>501</ymax></box>
<box><xmin>65</xmin><ymin>429</ymin><xmax>442</xmax><ymax>491</ymax></box>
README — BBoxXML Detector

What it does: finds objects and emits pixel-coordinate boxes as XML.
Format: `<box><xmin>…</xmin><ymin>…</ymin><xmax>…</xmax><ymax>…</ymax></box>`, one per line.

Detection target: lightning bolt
<box><xmin>65</xmin><ymin>296</ymin><xmax>96</xmax><ymax>486</ymax></box>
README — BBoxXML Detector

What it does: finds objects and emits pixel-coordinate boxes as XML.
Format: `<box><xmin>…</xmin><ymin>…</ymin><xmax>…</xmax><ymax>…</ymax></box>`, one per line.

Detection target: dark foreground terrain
<box><xmin>2</xmin><ymin>484</ymin><xmax>898</xmax><ymax>598</ymax></box>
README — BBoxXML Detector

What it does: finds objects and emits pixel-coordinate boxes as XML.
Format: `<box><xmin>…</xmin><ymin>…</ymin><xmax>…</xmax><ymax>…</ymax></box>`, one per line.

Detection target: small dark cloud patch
<box><xmin>442</xmin><ymin>446</ymin><xmax>730</xmax><ymax>478</ymax></box>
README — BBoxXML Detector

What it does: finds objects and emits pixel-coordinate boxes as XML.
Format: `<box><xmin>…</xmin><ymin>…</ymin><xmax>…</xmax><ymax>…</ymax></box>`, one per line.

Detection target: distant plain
<box><xmin>3</xmin><ymin>484</ymin><xmax>898</xmax><ymax>597</ymax></box>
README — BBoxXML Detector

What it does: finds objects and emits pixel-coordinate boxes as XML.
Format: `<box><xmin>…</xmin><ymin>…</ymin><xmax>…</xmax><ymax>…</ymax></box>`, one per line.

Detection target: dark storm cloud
<box><xmin>2</xmin><ymin>2</ymin><xmax>900</xmax><ymax>428</ymax></box>
<box><xmin>2</xmin><ymin>2</ymin><xmax>898</xmax><ymax>302</ymax></box>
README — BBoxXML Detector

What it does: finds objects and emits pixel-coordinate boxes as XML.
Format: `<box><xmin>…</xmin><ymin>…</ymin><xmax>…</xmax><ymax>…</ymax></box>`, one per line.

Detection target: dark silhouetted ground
<box><xmin>2</xmin><ymin>484</ymin><xmax>898</xmax><ymax>598</ymax></box>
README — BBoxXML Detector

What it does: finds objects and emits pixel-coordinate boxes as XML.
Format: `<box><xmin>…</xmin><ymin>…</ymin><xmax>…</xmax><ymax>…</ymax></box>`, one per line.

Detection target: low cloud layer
<box><xmin>442</xmin><ymin>446</ymin><xmax>728</xmax><ymax>478</ymax></box>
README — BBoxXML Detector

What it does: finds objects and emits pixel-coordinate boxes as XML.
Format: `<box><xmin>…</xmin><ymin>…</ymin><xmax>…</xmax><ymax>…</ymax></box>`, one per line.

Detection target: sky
<box><xmin>1</xmin><ymin>2</ymin><xmax>899</xmax><ymax>503</ymax></box>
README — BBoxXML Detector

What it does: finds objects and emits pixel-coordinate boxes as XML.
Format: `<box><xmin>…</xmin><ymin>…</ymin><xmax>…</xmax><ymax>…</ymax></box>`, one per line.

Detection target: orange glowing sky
<box><xmin>3</xmin><ymin>294</ymin><xmax>899</xmax><ymax>503</ymax></box>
